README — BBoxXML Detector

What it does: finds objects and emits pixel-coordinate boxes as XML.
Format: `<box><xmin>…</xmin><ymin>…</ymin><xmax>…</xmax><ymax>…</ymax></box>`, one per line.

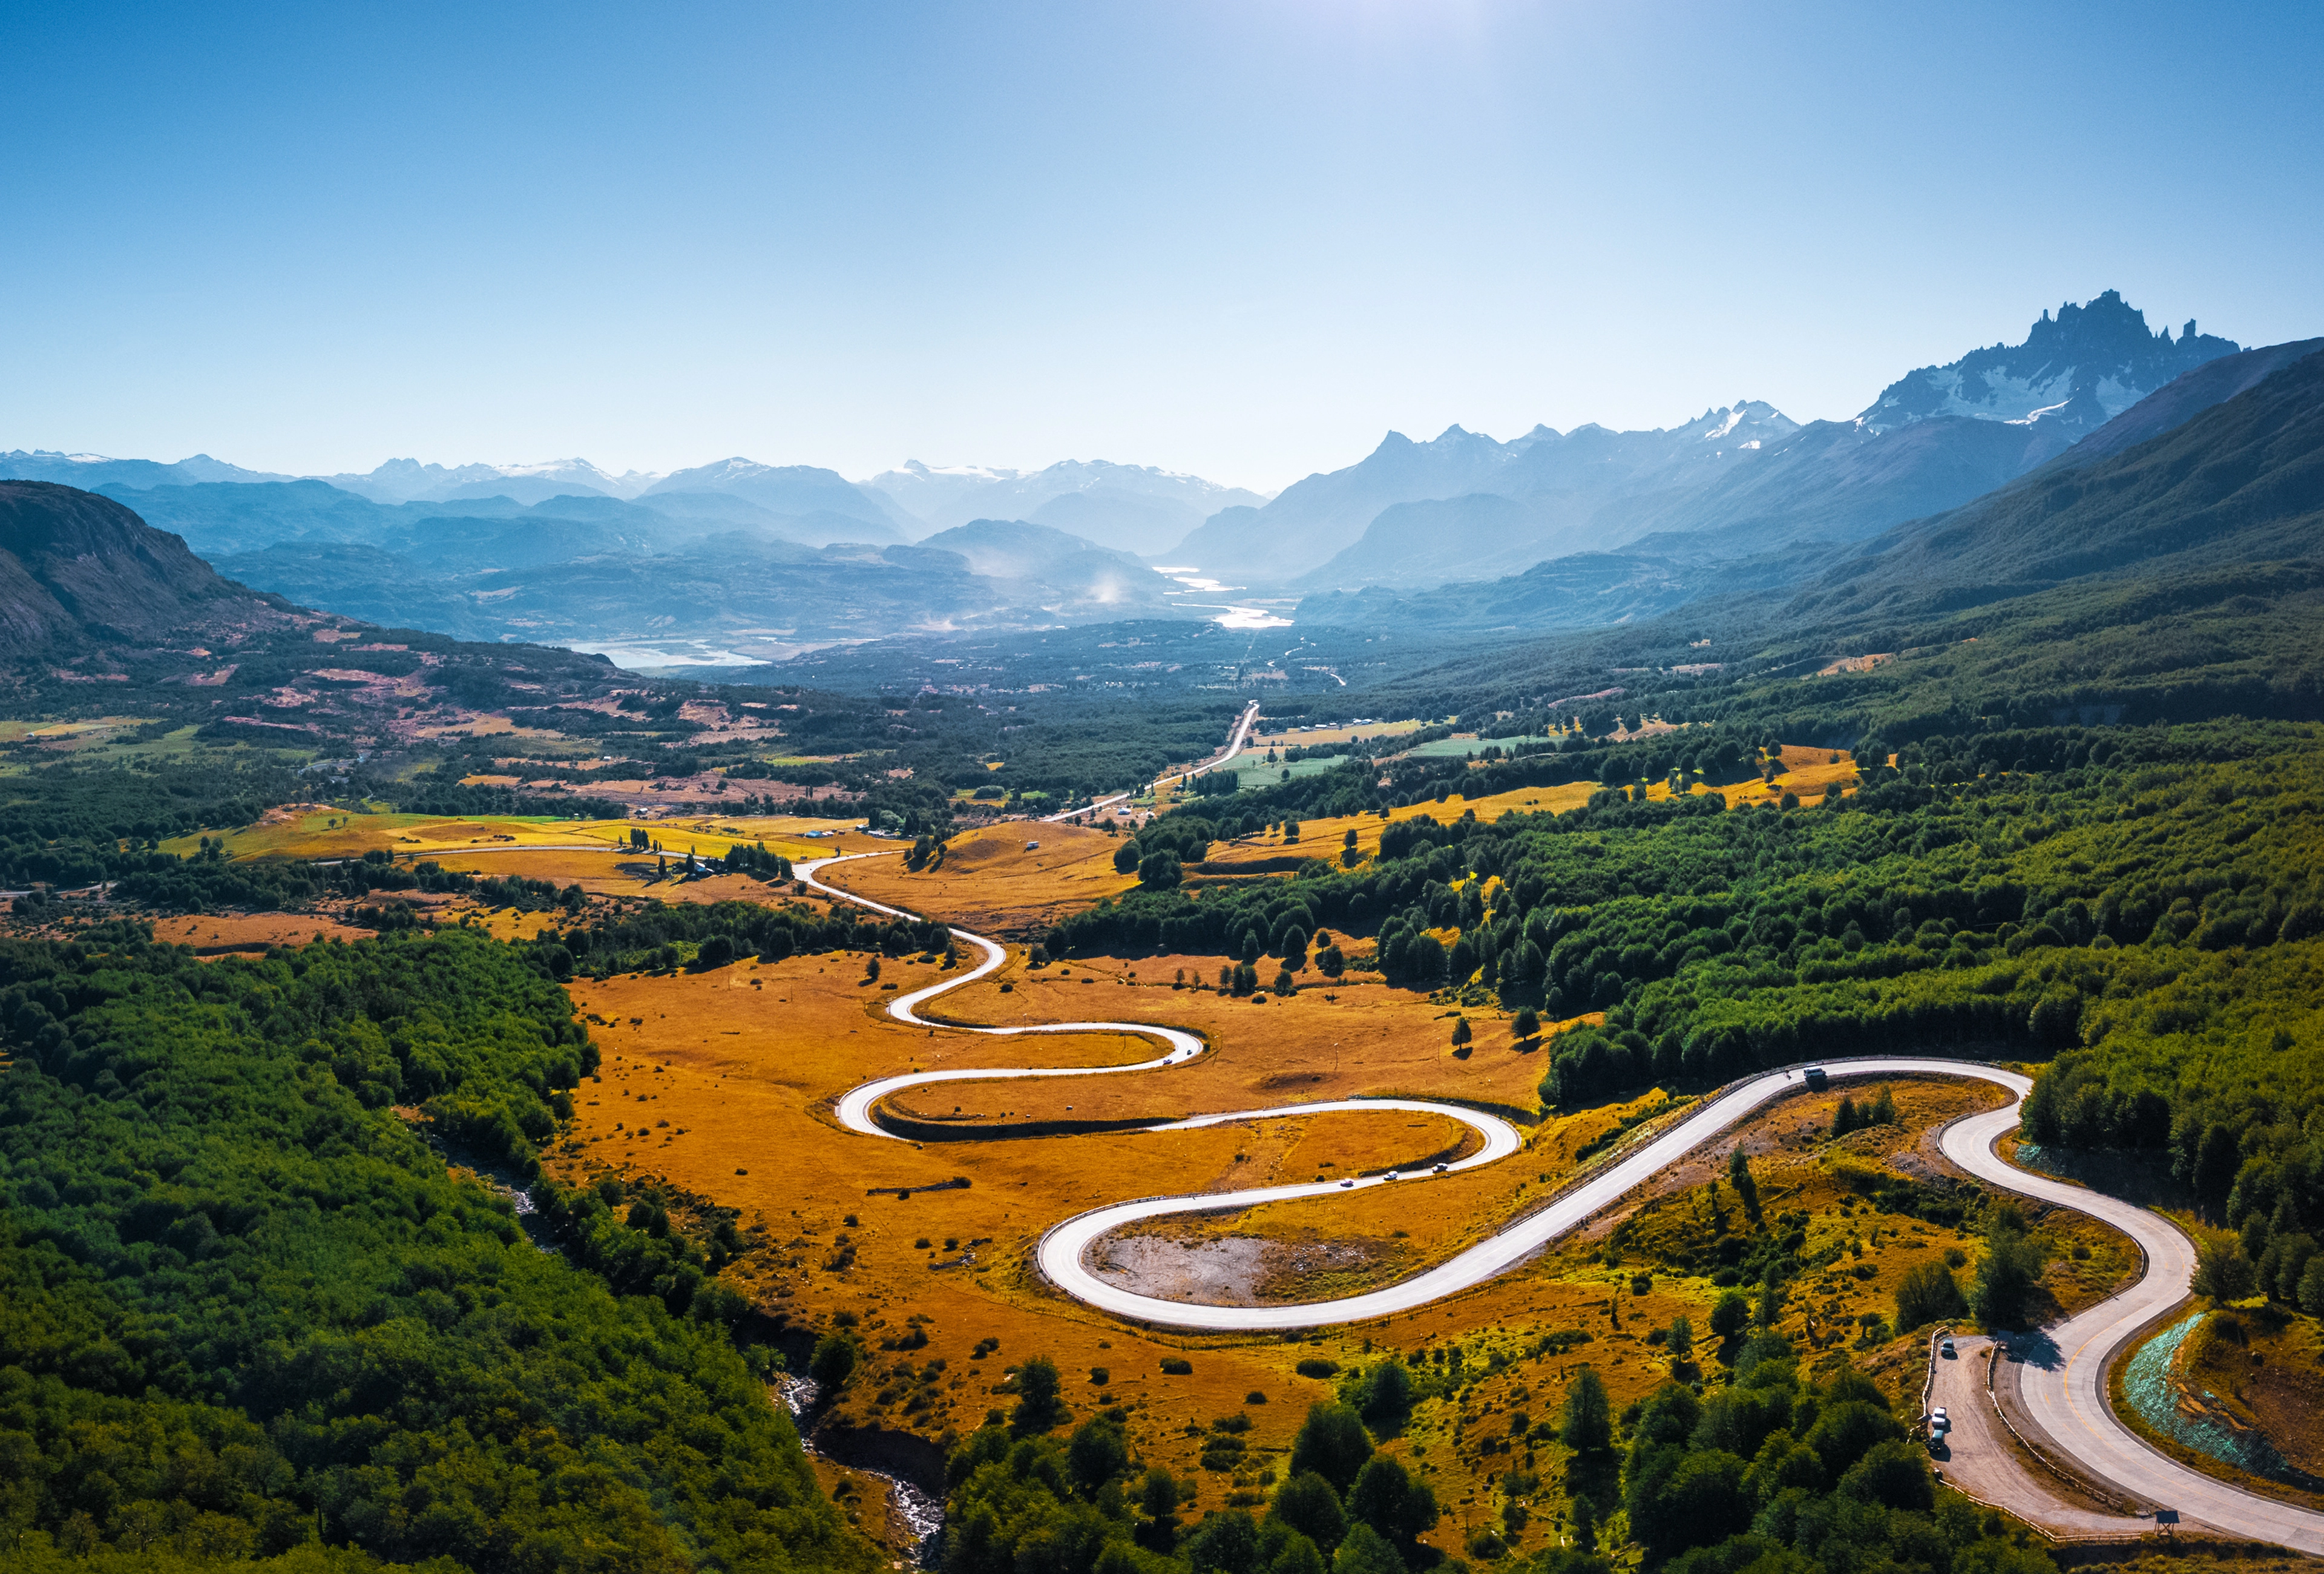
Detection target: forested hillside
<box><xmin>0</xmin><ymin>924</ymin><xmax>871</xmax><ymax>1574</ymax></box>
<box><xmin>1073</xmin><ymin>719</ymin><xmax>2323</xmax><ymax>1214</ymax></box>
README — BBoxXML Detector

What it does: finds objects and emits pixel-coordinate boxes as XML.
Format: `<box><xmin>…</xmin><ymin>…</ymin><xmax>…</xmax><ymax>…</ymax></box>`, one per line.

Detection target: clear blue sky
<box><xmin>6</xmin><ymin>0</ymin><xmax>2319</xmax><ymax>492</ymax></box>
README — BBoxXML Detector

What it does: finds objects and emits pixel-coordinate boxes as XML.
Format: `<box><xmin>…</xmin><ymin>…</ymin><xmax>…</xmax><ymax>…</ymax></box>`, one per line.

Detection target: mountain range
<box><xmin>0</xmin><ymin>312</ymin><xmax>2314</xmax><ymax>750</ymax></box>
<box><xmin>0</xmin><ymin>289</ymin><xmax>2294</xmax><ymax>664</ymax></box>
<box><xmin>0</xmin><ymin>451</ymin><xmax>1256</xmax><ymax>559</ymax></box>
<box><xmin>1298</xmin><ymin>336</ymin><xmax>2324</xmax><ymax>640</ymax></box>
<box><xmin>866</xmin><ymin>459</ymin><xmax>1270</xmax><ymax>555</ymax></box>
<box><xmin>1179</xmin><ymin>291</ymin><xmax>2247</xmax><ymax>587</ymax></box>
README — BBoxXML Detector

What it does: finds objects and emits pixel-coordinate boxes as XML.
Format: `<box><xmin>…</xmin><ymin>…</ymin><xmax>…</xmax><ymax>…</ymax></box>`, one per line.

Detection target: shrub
<box><xmin>1895</xmin><ymin>1261</ymin><xmax>1967</xmax><ymax>1329</ymax></box>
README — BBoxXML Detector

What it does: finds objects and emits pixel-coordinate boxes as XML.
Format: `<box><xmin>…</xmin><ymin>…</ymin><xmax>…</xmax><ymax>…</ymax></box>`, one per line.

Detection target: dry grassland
<box><xmin>545</xmin><ymin>915</ymin><xmax>2101</xmax><ymax>1548</ymax></box>
<box><xmin>536</xmin><ymin>933</ymin><xmax>1682</xmax><ymax>1536</ymax></box>
<box><xmin>1250</xmin><ymin>720</ymin><xmax>1425</xmax><ymax>751</ymax></box>
<box><xmin>163</xmin><ymin>808</ymin><xmax>872</xmax><ymax>865</ymax></box>
<box><xmin>829</xmin><ymin>824</ymin><xmax>1139</xmax><ymax>934</ymax></box>
<box><xmin>149</xmin><ymin>912</ymin><xmax>381</xmax><ymax>951</ymax></box>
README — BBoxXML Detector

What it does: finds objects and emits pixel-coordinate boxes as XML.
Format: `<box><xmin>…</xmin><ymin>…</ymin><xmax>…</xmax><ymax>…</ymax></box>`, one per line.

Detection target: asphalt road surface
<box><xmin>804</xmin><ymin>855</ymin><xmax>2324</xmax><ymax>1553</ymax></box>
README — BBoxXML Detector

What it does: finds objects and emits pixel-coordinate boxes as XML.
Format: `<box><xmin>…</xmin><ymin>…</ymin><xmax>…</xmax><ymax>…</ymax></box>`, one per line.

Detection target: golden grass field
<box><xmin>160</xmin><ymin>806</ymin><xmax>872</xmax><ymax>864</ymax></box>
<box><xmin>151</xmin><ymin>740</ymin><xmax>2112</xmax><ymax>1558</ymax></box>
<box><xmin>1249</xmin><ymin>719</ymin><xmax>1427</xmax><ymax>751</ymax></box>
<box><xmin>832</xmin><ymin>823</ymin><xmax>1140</xmax><ymax>934</ymax></box>
<box><xmin>545</xmin><ymin>941</ymin><xmax>2127</xmax><ymax>1562</ymax></box>
<box><xmin>531</xmin><ymin>805</ymin><xmax>2124</xmax><ymax>1562</ymax></box>
<box><xmin>149</xmin><ymin>912</ymin><xmax>382</xmax><ymax>950</ymax></box>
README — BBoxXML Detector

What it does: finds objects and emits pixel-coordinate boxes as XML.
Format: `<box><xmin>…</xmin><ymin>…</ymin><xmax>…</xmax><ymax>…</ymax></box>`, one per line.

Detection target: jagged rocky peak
<box><xmin>1857</xmin><ymin>289</ymin><xmax>2241</xmax><ymax>436</ymax></box>
<box><xmin>1676</xmin><ymin>400</ymin><xmax>1799</xmax><ymax>449</ymax></box>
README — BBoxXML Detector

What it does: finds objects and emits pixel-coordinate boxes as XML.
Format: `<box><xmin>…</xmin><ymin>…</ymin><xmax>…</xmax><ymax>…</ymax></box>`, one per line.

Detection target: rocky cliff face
<box><xmin>1857</xmin><ymin>290</ymin><xmax>2240</xmax><ymax>437</ymax></box>
<box><xmin>0</xmin><ymin>482</ymin><xmax>274</xmax><ymax>654</ymax></box>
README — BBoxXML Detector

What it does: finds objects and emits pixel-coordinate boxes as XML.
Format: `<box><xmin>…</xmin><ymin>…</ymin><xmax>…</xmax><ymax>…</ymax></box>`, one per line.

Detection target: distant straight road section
<box><xmin>1042</xmin><ymin>700</ymin><xmax>1259</xmax><ymax>823</ymax></box>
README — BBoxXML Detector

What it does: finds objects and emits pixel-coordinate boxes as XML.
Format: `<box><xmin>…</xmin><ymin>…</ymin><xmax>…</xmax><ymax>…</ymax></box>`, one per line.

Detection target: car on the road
<box><xmin>1930</xmin><ymin>1407</ymin><xmax>1949</xmax><ymax>1432</ymax></box>
<box><xmin>1432</xmin><ymin>1163</ymin><xmax>1449</xmax><ymax>1174</ymax></box>
<box><xmin>1339</xmin><ymin>1177</ymin><xmax>1353</xmax><ymax>1188</ymax></box>
<box><xmin>1940</xmin><ymin>1338</ymin><xmax>1957</xmax><ymax>1358</ymax></box>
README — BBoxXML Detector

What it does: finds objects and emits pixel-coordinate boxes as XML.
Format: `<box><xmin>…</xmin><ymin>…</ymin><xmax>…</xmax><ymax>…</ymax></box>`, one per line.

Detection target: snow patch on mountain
<box><xmin>1857</xmin><ymin>290</ymin><xmax>2239</xmax><ymax>436</ymax></box>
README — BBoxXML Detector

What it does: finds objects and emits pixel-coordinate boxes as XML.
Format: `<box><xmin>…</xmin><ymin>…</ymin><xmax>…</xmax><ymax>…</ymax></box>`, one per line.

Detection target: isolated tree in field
<box><xmin>1728</xmin><ymin>1148</ymin><xmax>1760</xmax><ymax>1221</ymax></box>
<box><xmin>1290</xmin><ymin>1403</ymin><xmax>1373</xmax><ymax>1492</ymax></box>
<box><xmin>864</xmin><ymin>957</ymin><xmax>880</xmax><ymax>982</ymax></box>
<box><xmin>1558</xmin><ymin>1366</ymin><xmax>1612</xmax><ymax>1454</ymax></box>
<box><xmin>1831</xmin><ymin>1096</ymin><xmax>1862</xmax><ymax>1138</ymax></box>
<box><xmin>1756</xmin><ymin>1271</ymin><xmax>1787</xmax><ymax>1330</ymax></box>
<box><xmin>1450</xmin><ymin>1018</ymin><xmax>1472</xmax><ymax>1047</ymax></box>
<box><xmin>1666</xmin><ymin>1315</ymin><xmax>1694</xmax><ymax>1365</ymax></box>
<box><xmin>1282</xmin><ymin>925</ymin><xmax>1310</xmax><ymax>967</ymax></box>
<box><xmin>1011</xmin><ymin>1354</ymin><xmax>1066</xmax><ymax>1434</ymax></box>
<box><xmin>1512</xmin><ymin>1007</ymin><xmax>1541</xmax><ymax>1038</ymax></box>
<box><xmin>1355</xmin><ymin>1360</ymin><xmax>1413</xmax><ymax>1433</ymax></box>
<box><xmin>1894</xmin><ymin>1262</ymin><xmax>1967</xmax><ymax>1329</ymax></box>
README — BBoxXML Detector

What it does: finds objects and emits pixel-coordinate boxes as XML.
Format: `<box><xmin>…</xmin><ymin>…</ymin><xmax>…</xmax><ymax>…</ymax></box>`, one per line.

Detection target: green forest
<box><xmin>932</xmin><ymin>1336</ymin><xmax>2053</xmax><ymax>1574</ymax></box>
<box><xmin>0</xmin><ymin>923</ymin><xmax>868</xmax><ymax>1574</ymax></box>
<box><xmin>1065</xmin><ymin>720</ymin><xmax>2324</xmax><ymax>1245</ymax></box>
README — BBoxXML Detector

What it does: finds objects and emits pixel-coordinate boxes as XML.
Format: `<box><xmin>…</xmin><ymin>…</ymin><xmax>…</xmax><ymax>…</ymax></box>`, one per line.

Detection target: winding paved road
<box><xmin>801</xmin><ymin>852</ymin><xmax>2324</xmax><ymax>1553</ymax></box>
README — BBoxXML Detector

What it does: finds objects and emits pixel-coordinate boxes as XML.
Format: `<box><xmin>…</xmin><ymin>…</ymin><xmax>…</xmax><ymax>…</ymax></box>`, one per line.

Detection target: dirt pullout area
<box><xmin>1932</xmin><ymin>1334</ymin><xmax>2149</xmax><ymax>1539</ymax></box>
<box><xmin>1088</xmin><ymin>1228</ymin><xmax>1396</xmax><ymax>1307</ymax></box>
<box><xmin>1089</xmin><ymin>1233</ymin><xmax>1273</xmax><ymax>1306</ymax></box>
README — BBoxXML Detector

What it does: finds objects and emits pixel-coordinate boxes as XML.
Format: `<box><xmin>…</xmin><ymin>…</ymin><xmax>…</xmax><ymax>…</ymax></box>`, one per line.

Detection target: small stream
<box><xmin>781</xmin><ymin>1376</ymin><xmax>945</xmax><ymax>1563</ymax></box>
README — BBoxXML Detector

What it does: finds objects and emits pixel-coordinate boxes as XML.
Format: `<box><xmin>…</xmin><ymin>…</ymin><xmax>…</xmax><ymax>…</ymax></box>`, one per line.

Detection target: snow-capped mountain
<box><xmin>0</xmin><ymin>450</ymin><xmax>295</xmax><ymax>490</ymax></box>
<box><xmin>1175</xmin><ymin>403</ymin><xmax>1804</xmax><ymax>585</ymax></box>
<box><xmin>321</xmin><ymin>457</ymin><xmax>663</xmax><ymax>505</ymax></box>
<box><xmin>1858</xmin><ymin>289</ymin><xmax>2240</xmax><ymax>436</ymax></box>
